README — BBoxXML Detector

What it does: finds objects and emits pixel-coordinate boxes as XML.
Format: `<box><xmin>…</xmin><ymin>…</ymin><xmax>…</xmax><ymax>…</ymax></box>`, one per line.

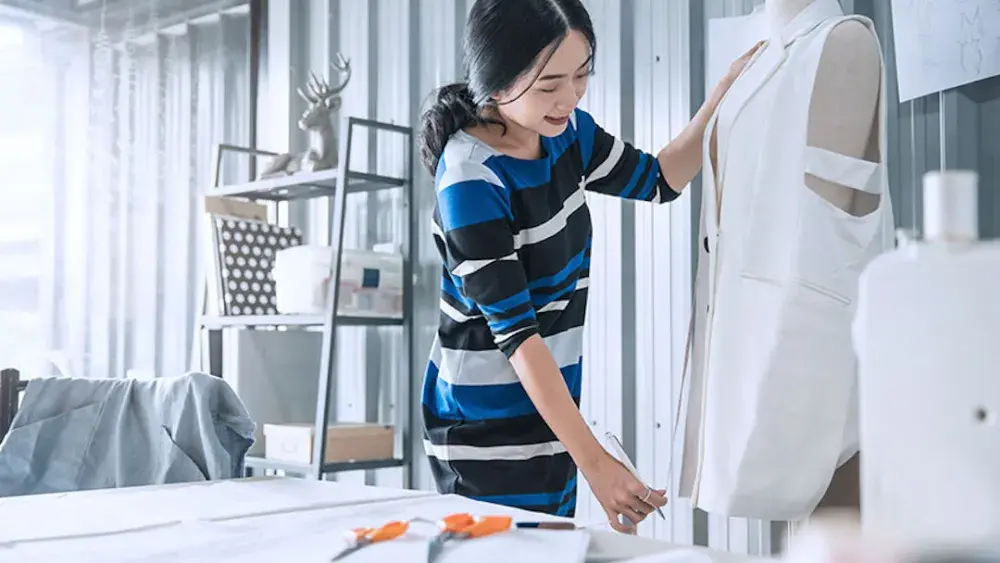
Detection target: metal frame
<box><xmin>0</xmin><ymin>368</ymin><xmax>26</xmax><ymax>440</ymax></box>
<box><xmin>200</xmin><ymin>116</ymin><xmax>414</xmax><ymax>486</ymax></box>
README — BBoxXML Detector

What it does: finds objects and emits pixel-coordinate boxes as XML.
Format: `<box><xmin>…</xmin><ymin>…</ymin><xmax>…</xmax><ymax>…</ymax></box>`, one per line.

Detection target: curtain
<box><xmin>0</xmin><ymin>22</ymin><xmax>49</xmax><ymax>378</ymax></box>
<box><xmin>0</xmin><ymin>4</ymin><xmax>252</xmax><ymax>380</ymax></box>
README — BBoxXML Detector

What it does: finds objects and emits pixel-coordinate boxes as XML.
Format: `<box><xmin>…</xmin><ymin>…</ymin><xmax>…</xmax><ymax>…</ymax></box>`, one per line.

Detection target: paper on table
<box><xmin>0</xmin><ymin>477</ymin><xmax>433</xmax><ymax>544</ymax></box>
<box><xmin>706</xmin><ymin>8</ymin><xmax>767</xmax><ymax>92</ymax></box>
<box><xmin>6</xmin><ymin>494</ymin><xmax>590</xmax><ymax>563</ymax></box>
<box><xmin>889</xmin><ymin>0</ymin><xmax>1000</xmax><ymax>102</ymax></box>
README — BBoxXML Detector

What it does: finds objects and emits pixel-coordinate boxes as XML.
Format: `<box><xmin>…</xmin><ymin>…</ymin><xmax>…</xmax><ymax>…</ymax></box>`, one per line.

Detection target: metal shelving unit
<box><xmin>199</xmin><ymin>117</ymin><xmax>414</xmax><ymax>485</ymax></box>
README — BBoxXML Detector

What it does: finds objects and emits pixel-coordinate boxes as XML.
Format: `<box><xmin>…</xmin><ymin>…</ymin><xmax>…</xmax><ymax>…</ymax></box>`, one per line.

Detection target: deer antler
<box><xmin>294</xmin><ymin>53</ymin><xmax>352</xmax><ymax>105</ymax></box>
<box><xmin>327</xmin><ymin>52</ymin><xmax>352</xmax><ymax>96</ymax></box>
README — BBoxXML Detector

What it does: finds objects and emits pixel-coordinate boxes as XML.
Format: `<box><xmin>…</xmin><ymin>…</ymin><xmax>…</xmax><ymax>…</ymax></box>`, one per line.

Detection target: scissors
<box><xmin>331</xmin><ymin>519</ymin><xmax>409</xmax><ymax>561</ymax></box>
<box><xmin>426</xmin><ymin>513</ymin><xmax>513</xmax><ymax>563</ymax></box>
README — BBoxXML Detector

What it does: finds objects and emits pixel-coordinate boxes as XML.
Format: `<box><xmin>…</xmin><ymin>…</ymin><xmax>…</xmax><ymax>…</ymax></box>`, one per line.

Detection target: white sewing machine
<box><xmin>854</xmin><ymin>170</ymin><xmax>1000</xmax><ymax>553</ymax></box>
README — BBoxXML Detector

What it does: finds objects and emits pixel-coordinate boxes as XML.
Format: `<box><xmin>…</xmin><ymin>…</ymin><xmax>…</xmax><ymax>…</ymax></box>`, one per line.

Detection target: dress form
<box><xmin>696</xmin><ymin>0</ymin><xmax>885</xmax><ymax>516</ymax></box>
<box><xmin>785</xmin><ymin>0</ymin><xmax>882</xmax><ymax>216</ymax></box>
<box><xmin>775</xmin><ymin>0</ymin><xmax>882</xmax><ymax>512</ymax></box>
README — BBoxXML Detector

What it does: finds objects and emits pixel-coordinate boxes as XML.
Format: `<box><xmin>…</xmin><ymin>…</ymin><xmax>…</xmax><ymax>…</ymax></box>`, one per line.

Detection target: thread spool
<box><xmin>922</xmin><ymin>170</ymin><xmax>979</xmax><ymax>243</ymax></box>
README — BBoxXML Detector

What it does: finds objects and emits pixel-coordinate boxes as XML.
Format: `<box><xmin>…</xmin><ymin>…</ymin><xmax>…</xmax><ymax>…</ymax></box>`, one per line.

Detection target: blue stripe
<box><xmin>527</xmin><ymin>244</ymin><xmax>588</xmax><ymax>290</ymax></box>
<box><xmin>618</xmin><ymin>153</ymin><xmax>648</xmax><ymax>199</ymax></box>
<box><xmin>575</xmin><ymin>109</ymin><xmax>595</xmax><ymax>170</ymax></box>
<box><xmin>441</xmin><ymin>276</ymin><xmax>476</xmax><ymax>310</ymax></box>
<box><xmin>488</xmin><ymin>309</ymin><xmax>536</xmax><ymax>334</ymax></box>
<box><xmin>635</xmin><ymin>158</ymin><xmax>660</xmax><ymax>201</ymax></box>
<box><xmin>479</xmin><ymin>289</ymin><xmax>531</xmax><ymax>316</ymax></box>
<box><xmin>495</xmin><ymin>123</ymin><xmax>578</xmax><ymax>192</ymax></box>
<box><xmin>555</xmin><ymin>488</ymin><xmax>577</xmax><ymax>516</ymax></box>
<box><xmin>471</xmin><ymin>475</ymin><xmax>578</xmax><ymax>509</ymax></box>
<box><xmin>435</xmin><ymin>155</ymin><xmax>448</xmax><ymax>181</ymax></box>
<box><xmin>546</xmin><ymin>122</ymin><xmax>577</xmax><ymax>165</ymax></box>
<box><xmin>423</xmin><ymin>361</ymin><xmax>583</xmax><ymax>420</ymax></box>
<box><xmin>530</xmin><ymin>260</ymin><xmax>590</xmax><ymax>308</ymax></box>
<box><xmin>438</xmin><ymin>179</ymin><xmax>511</xmax><ymax>231</ymax></box>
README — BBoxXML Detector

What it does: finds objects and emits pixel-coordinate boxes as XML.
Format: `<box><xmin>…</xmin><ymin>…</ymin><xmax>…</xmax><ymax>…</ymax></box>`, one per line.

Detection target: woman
<box><xmin>418</xmin><ymin>0</ymin><xmax>760</xmax><ymax>533</ymax></box>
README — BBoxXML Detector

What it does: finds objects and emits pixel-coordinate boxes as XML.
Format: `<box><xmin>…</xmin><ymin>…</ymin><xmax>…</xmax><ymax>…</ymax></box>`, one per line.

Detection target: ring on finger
<box><xmin>641</xmin><ymin>487</ymin><xmax>652</xmax><ymax>503</ymax></box>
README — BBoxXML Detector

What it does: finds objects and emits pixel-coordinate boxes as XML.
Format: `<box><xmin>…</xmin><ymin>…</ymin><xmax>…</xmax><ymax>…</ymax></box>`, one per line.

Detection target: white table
<box><xmin>0</xmin><ymin>478</ymin><xmax>768</xmax><ymax>562</ymax></box>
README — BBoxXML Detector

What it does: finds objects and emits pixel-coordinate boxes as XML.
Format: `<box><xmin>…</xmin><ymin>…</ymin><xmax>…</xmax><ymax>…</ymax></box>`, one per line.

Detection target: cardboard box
<box><xmin>262</xmin><ymin>422</ymin><xmax>394</xmax><ymax>465</ymax></box>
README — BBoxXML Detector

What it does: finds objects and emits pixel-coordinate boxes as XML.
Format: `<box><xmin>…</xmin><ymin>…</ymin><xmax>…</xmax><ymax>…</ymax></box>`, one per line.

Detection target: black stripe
<box><xmin>515</xmin><ymin>210</ymin><xmax>591</xmax><ymax>281</ymax></box>
<box><xmin>427</xmin><ymin>453</ymin><xmax>576</xmax><ymax>501</ymax></box>
<box><xmin>438</xmin><ymin>286</ymin><xmax>588</xmax><ymax>352</ymax></box>
<box><xmin>536</xmin><ymin>290</ymin><xmax>588</xmax><ymax>334</ymax></box>
<box><xmin>423</xmin><ymin>404</ymin><xmax>586</xmax><ymax>448</ymax></box>
<box><xmin>442</xmin><ymin>218</ymin><xmax>513</xmax><ymax>266</ymax></box>
<box><xmin>507</xmin><ymin>149</ymin><xmax>584</xmax><ymax>229</ymax></box>
<box><xmin>438</xmin><ymin>316</ymin><xmax>496</xmax><ymax>351</ymax></box>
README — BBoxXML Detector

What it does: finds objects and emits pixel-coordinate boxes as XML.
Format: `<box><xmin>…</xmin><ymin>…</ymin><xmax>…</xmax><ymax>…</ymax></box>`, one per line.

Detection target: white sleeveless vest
<box><xmin>677</xmin><ymin>0</ymin><xmax>895</xmax><ymax>521</ymax></box>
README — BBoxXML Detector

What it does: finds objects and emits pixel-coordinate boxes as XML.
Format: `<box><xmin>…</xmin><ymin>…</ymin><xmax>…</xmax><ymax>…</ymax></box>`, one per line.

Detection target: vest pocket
<box><xmin>795</xmin><ymin>183</ymin><xmax>881</xmax><ymax>303</ymax></box>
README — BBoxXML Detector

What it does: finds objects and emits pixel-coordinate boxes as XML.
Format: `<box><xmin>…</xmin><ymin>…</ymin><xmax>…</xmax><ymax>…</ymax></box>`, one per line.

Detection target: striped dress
<box><xmin>422</xmin><ymin>107</ymin><xmax>679</xmax><ymax>516</ymax></box>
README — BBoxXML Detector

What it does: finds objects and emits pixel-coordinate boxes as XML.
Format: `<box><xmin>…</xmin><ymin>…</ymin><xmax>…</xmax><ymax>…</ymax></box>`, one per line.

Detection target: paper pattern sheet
<box><xmin>0</xmin><ymin>477</ymin><xmax>433</xmax><ymax>544</ymax></box>
<box><xmin>890</xmin><ymin>0</ymin><xmax>1000</xmax><ymax>102</ymax></box>
<box><xmin>3</xmin><ymin>489</ymin><xmax>589</xmax><ymax>563</ymax></box>
<box><xmin>706</xmin><ymin>8</ymin><xmax>768</xmax><ymax>93</ymax></box>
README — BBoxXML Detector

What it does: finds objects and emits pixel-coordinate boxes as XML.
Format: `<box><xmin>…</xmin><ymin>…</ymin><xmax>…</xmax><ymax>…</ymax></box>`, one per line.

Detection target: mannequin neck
<box><xmin>764</xmin><ymin>0</ymin><xmax>816</xmax><ymax>31</ymax></box>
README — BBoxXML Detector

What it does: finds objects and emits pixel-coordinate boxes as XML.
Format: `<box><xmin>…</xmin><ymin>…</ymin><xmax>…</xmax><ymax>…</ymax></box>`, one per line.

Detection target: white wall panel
<box><xmin>576</xmin><ymin>0</ymin><xmax>626</xmax><ymax>526</ymax></box>
<box><xmin>632</xmin><ymin>0</ymin><xmax>695</xmax><ymax>545</ymax></box>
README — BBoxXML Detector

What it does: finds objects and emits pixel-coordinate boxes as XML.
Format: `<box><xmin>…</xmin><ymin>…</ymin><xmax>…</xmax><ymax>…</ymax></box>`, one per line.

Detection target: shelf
<box><xmin>244</xmin><ymin>456</ymin><xmax>405</xmax><ymax>474</ymax></box>
<box><xmin>201</xmin><ymin>314</ymin><xmax>404</xmax><ymax>329</ymax></box>
<box><xmin>208</xmin><ymin>168</ymin><xmax>406</xmax><ymax>202</ymax></box>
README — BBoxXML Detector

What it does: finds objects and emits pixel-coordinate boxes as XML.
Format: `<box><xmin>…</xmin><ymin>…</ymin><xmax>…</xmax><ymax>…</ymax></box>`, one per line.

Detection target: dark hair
<box><xmin>418</xmin><ymin>0</ymin><xmax>597</xmax><ymax>176</ymax></box>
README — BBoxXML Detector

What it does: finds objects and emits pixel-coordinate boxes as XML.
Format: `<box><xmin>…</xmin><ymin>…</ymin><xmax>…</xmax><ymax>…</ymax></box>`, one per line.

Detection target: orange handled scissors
<box><xmin>426</xmin><ymin>513</ymin><xmax>513</xmax><ymax>563</ymax></box>
<box><xmin>331</xmin><ymin>519</ymin><xmax>409</xmax><ymax>561</ymax></box>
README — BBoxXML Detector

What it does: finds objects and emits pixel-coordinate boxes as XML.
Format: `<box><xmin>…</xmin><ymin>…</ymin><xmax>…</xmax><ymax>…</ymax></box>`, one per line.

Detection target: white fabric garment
<box><xmin>677</xmin><ymin>0</ymin><xmax>895</xmax><ymax>521</ymax></box>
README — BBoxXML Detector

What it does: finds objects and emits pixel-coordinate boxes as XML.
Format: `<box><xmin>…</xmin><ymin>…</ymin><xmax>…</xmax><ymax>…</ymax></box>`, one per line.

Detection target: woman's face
<box><xmin>494</xmin><ymin>30</ymin><xmax>592</xmax><ymax>138</ymax></box>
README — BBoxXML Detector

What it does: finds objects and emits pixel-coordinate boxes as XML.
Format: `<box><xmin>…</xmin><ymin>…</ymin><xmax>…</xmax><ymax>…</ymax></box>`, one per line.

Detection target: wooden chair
<box><xmin>0</xmin><ymin>368</ymin><xmax>26</xmax><ymax>441</ymax></box>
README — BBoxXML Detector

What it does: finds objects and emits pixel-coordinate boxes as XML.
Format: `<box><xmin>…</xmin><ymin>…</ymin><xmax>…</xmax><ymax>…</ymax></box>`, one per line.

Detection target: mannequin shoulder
<box><xmin>818</xmin><ymin>19</ymin><xmax>881</xmax><ymax>76</ymax></box>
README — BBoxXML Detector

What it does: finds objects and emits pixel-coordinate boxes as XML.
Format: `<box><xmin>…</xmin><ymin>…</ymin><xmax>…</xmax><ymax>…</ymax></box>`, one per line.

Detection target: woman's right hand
<box><xmin>583</xmin><ymin>451</ymin><xmax>668</xmax><ymax>534</ymax></box>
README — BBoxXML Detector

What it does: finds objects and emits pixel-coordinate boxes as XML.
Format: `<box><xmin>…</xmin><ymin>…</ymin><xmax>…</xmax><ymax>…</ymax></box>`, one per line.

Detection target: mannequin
<box><xmin>773</xmin><ymin>0</ymin><xmax>880</xmax><ymax>512</ymax></box>
<box><xmin>680</xmin><ymin>0</ymin><xmax>894</xmax><ymax>521</ymax></box>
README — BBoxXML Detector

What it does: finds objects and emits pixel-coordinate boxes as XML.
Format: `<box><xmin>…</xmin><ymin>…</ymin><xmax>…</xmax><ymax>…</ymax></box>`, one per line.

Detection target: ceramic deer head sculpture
<box><xmin>258</xmin><ymin>53</ymin><xmax>352</xmax><ymax>179</ymax></box>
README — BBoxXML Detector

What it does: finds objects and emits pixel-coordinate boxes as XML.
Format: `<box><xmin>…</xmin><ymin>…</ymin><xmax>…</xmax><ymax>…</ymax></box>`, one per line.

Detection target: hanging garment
<box><xmin>677</xmin><ymin>0</ymin><xmax>895</xmax><ymax>521</ymax></box>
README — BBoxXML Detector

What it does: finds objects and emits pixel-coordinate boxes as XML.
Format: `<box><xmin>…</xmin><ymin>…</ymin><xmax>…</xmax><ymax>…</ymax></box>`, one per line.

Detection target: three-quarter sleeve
<box><xmin>574</xmin><ymin>108</ymin><xmax>680</xmax><ymax>203</ymax></box>
<box><xmin>434</xmin><ymin>161</ymin><xmax>540</xmax><ymax>358</ymax></box>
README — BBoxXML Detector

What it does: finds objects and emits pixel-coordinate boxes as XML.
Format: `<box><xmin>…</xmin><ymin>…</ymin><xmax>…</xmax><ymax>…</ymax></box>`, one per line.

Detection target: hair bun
<box><xmin>419</xmin><ymin>82</ymin><xmax>482</xmax><ymax>175</ymax></box>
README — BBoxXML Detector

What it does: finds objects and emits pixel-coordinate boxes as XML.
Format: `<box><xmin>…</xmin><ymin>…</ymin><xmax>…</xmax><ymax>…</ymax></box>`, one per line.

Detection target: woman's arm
<box><xmin>509</xmin><ymin>335</ymin><xmax>603</xmax><ymax>470</ymax></box>
<box><xmin>576</xmin><ymin>41</ymin><xmax>763</xmax><ymax>203</ymax></box>
<box><xmin>657</xmin><ymin>40</ymin><xmax>765</xmax><ymax>191</ymax></box>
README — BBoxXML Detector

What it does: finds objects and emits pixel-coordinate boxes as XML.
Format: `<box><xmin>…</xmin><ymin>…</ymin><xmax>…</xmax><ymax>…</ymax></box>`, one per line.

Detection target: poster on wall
<box><xmin>705</xmin><ymin>7</ymin><xmax>768</xmax><ymax>93</ymax></box>
<box><xmin>890</xmin><ymin>0</ymin><xmax>1000</xmax><ymax>102</ymax></box>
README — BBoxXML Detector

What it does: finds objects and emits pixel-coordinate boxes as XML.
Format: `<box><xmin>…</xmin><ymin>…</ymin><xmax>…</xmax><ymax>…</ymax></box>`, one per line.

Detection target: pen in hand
<box><xmin>604</xmin><ymin>431</ymin><xmax>666</xmax><ymax>521</ymax></box>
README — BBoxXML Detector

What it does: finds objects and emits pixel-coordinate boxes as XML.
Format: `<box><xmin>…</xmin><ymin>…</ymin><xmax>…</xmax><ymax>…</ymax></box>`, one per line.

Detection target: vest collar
<box><xmin>773</xmin><ymin>0</ymin><xmax>845</xmax><ymax>47</ymax></box>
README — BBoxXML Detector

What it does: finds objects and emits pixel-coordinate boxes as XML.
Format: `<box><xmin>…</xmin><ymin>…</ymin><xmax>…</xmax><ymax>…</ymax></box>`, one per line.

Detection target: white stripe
<box><xmin>492</xmin><ymin>324</ymin><xmax>535</xmax><ymax>345</ymax></box>
<box><xmin>431</xmin><ymin>221</ymin><xmax>444</xmax><ymax>241</ymax></box>
<box><xmin>586</xmin><ymin>136</ymin><xmax>625</xmax><ymax>184</ymax></box>
<box><xmin>537</xmin><ymin>278</ymin><xmax>589</xmax><ymax>312</ymax></box>
<box><xmin>424</xmin><ymin>440</ymin><xmax>567</xmax><ymax>462</ymax></box>
<box><xmin>537</xmin><ymin>300</ymin><xmax>569</xmax><ymax>313</ymax></box>
<box><xmin>438</xmin><ymin>326</ymin><xmax>584</xmax><ymax>386</ymax></box>
<box><xmin>512</xmin><ymin>186</ymin><xmax>586</xmax><ymax>250</ymax></box>
<box><xmin>440</xmin><ymin>298</ymin><xmax>480</xmax><ymax>323</ymax></box>
<box><xmin>437</xmin><ymin>143</ymin><xmax>503</xmax><ymax>191</ymax></box>
<box><xmin>452</xmin><ymin>253</ymin><xmax>517</xmax><ymax>277</ymax></box>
